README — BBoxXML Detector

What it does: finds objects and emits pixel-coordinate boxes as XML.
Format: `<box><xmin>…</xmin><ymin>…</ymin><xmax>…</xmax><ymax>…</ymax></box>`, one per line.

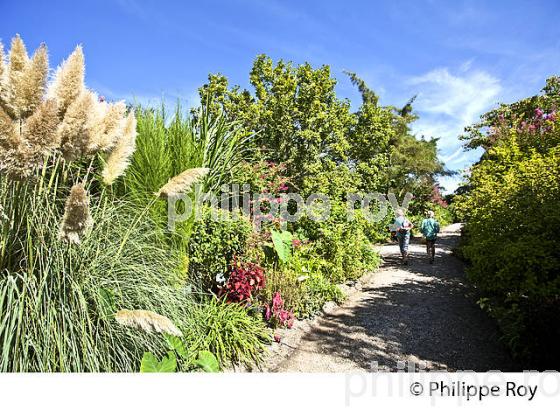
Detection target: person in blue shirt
<box><xmin>392</xmin><ymin>209</ymin><xmax>413</xmax><ymax>264</ymax></box>
<box><xmin>420</xmin><ymin>210</ymin><xmax>440</xmax><ymax>264</ymax></box>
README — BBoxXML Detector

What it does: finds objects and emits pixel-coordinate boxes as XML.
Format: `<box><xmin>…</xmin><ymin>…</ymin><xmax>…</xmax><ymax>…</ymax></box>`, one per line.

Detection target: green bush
<box><xmin>182</xmin><ymin>298</ymin><xmax>271</xmax><ymax>369</ymax></box>
<box><xmin>456</xmin><ymin>78</ymin><xmax>560</xmax><ymax>367</ymax></box>
<box><xmin>262</xmin><ymin>247</ymin><xmax>345</xmax><ymax>318</ymax></box>
<box><xmin>257</xmin><ymin>201</ymin><xmax>381</xmax><ymax>318</ymax></box>
<box><xmin>187</xmin><ymin>207</ymin><xmax>252</xmax><ymax>291</ymax></box>
<box><xmin>296</xmin><ymin>201</ymin><xmax>381</xmax><ymax>283</ymax></box>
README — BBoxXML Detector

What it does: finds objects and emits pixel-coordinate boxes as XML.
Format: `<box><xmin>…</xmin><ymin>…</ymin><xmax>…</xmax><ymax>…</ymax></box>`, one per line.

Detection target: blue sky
<box><xmin>2</xmin><ymin>0</ymin><xmax>559</xmax><ymax>192</ymax></box>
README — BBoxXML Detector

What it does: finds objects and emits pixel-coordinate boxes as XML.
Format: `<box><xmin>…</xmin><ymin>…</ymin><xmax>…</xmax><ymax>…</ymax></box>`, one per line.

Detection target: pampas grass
<box><xmin>48</xmin><ymin>45</ymin><xmax>85</xmax><ymax>117</ymax></box>
<box><xmin>58</xmin><ymin>183</ymin><xmax>93</xmax><ymax>244</ymax></box>
<box><xmin>0</xmin><ymin>173</ymin><xmax>193</xmax><ymax>371</ymax></box>
<box><xmin>115</xmin><ymin>309</ymin><xmax>182</xmax><ymax>337</ymax></box>
<box><xmin>0</xmin><ymin>35</ymin><xmax>133</xmax><ymax>181</ymax></box>
<box><xmin>0</xmin><ymin>36</ymin><xmax>48</xmax><ymax>120</ymax></box>
<box><xmin>102</xmin><ymin>112</ymin><xmax>136</xmax><ymax>184</ymax></box>
<box><xmin>156</xmin><ymin>167</ymin><xmax>209</xmax><ymax>198</ymax></box>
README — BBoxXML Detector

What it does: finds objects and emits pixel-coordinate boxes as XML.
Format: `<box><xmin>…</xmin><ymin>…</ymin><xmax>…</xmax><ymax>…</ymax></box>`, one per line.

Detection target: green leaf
<box><xmin>194</xmin><ymin>350</ymin><xmax>220</xmax><ymax>372</ymax></box>
<box><xmin>271</xmin><ymin>229</ymin><xmax>293</xmax><ymax>263</ymax></box>
<box><xmin>140</xmin><ymin>351</ymin><xmax>177</xmax><ymax>373</ymax></box>
<box><xmin>164</xmin><ymin>334</ymin><xmax>189</xmax><ymax>359</ymax></box>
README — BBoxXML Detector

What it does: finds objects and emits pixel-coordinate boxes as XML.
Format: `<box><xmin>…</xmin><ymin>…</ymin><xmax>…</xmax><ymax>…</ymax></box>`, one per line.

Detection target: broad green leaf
<box><xmin>164</xmin><ymin>334</ymin><xmax>189</xmax><ymax>359</ymax></box>
<box><xmin>194</xmin><ymin>350</ymin><xmax>220</xmax><ymax>372</ymax></box>
<box><xmin>271</xmin><ymin>229</ymin><xmax>293</xmax><ymax>263</ymax></box>
<box><xmin>140</xmin><ymin>351</ymin><xmax>177</xmax><ymax>373</ymax></box>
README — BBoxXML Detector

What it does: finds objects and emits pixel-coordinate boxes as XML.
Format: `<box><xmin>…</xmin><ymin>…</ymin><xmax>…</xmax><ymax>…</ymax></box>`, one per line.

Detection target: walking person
<box><xmin>393</xmin><ymin>209</ymin><xmax>413</xmax><ymax>264</ymax></box>
<box><xmin>420</xmin><ymin>210</ymin><xmax>440</xmax><ymax>264</ymax></box>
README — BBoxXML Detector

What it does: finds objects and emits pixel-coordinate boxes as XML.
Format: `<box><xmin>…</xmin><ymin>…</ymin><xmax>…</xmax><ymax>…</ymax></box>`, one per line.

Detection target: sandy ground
<box><xmin>263</xmin><ymin>223</ymin><xmax>518</xmax><ymax>372</ymax></box>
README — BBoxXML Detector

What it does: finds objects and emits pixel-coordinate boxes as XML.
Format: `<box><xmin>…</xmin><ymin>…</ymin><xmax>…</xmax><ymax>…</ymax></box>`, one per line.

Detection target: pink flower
<box><xmin>278</xmin><ymin>184</ymin><xmax>289</xmax><ymax>192</ymax></box>
<box><xmin>535</xmin><ymin>108</ymin><xmax>544</xmax><ymax>118</ymax></box>
<box><xmin>264</xmin><ymin>305</ymin><xmax>272</xmax><ymax>321</ymax></box>
<box><xmin>274</xmin><ymin>334</ymin><xmax>282</xmax><ymax>343</ymax></box>
<box><xmin>278</xmin><ymin>310</ymin><xmax>289</xmax><ymax>323</ymax></box>
<box><xmin>292</xmin><ymin>239</ymin><xmax>302</xmax><ymax>247</ymax></box>
<box><xmin>286</xmin><ymin>311</ymin><xmax>295</xmax><ymax>329</ymax></box>
<box><xmin>272</xmin><ymin>291</ymin><xmax>284</xmax><ymax>312</ymax></box>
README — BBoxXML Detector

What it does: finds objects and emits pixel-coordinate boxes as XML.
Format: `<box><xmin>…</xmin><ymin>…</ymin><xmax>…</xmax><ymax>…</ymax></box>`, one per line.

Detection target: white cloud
<box><xmin>404</xmin><ymin>65</ymin><xmax>501</xmax><ymax>193</ymax></box>
<box><xmin>409</xmin><ymin>67</ymin><xmax>501</xmax><ymax>125</ymax></box>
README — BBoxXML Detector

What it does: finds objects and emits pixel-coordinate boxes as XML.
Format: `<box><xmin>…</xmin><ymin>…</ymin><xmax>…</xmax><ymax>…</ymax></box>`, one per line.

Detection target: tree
<box><xmin>199</xmin><ymin>55</ymin><xmax>448</xmax><ymax>205</ymax></box>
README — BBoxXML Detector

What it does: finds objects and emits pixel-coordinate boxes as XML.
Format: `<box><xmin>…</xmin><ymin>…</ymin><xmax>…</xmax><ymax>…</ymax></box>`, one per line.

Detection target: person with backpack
<box><xmin>393</xmin><ymin>209</ymin><xmax>413</xmax><ymax>264</ymax></box>
<box><xmin>420</xmin><ymin>210</ymin><xmax>440</xmax><ymax>264</ymax></box>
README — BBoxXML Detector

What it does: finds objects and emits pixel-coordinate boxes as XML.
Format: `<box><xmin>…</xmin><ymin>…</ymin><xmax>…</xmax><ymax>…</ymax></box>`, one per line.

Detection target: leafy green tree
<box><xmin>199</xmin><ymin>55</ymin><xmax>448</xmax><ymax>203</ymax></box>
<box><xmin>200</xmin><ymin>55</ymin><xmax>354</xmax><ymax>196</ymax></box>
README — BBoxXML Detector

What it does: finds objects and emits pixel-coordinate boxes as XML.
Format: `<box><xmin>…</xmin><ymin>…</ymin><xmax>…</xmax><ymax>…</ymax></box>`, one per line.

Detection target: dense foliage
<box><xmin>455</xmin><ymin>77</ymin><xmax>560</xmax><ymax>368</ymax></box>
<box><xmin>199</xmin><ymin>55</ymin><xmax>449</xmax><ymax>200</ymax></box>
<box><xmin>1</xmin><ymin>37</ymin><xmax>453</xmax><ymax>372</ymax></box>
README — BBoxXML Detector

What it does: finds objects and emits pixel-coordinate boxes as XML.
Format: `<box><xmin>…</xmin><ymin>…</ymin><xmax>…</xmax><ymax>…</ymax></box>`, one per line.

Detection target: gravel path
<box><xmin>271</xmin><ymin>223</ymin><xmax>518</xmax><ymax>372</ymax></box>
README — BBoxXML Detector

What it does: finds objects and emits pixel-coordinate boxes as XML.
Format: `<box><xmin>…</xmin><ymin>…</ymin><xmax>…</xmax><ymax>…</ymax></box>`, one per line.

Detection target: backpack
<box><xmin>398</xmin><ymin>218</ymin><xmax>412</xmax><ymax>234</ymax></box>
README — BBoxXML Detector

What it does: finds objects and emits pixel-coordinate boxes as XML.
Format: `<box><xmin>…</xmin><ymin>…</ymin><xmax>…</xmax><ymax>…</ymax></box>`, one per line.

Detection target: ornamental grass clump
<box><xmin>0</xmin><ymin>36</ymin><xmax>190</xmax><ymax>372</ymax></box>
<box><xmin>0</xmin><ymin>35</ymin><xmax>135</xmax><ymax>250</ymax></box>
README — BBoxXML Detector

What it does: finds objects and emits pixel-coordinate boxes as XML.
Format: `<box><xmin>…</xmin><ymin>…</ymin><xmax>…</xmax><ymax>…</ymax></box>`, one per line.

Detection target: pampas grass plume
<box><xmin>102</xmin><ymin>112</ymin><xmax>136</xmax><ymax>185</ymax></box>
<box><xmin>115</xmin><ymin>309</ymin><xmax>183</xmax><ymax>337</ymax></box>
<box><xmin>49</xmin><ymin>45</ymin><xmax>85</xmax><ymax>117</ymax></box>
<box><xmin>23</xmin><ymin>99</ymin><xmax>59</xmax><ymax>151</ymax></box>
<box><xmin>156</xmin><ymin>167</ymin><xmax>209</xmax><ymax>198</ymax></box>
<box><xmin>58</xmin><ymin>90</ymin><xmax>95</xmax><ymax>160</ymax></box>
<box><xmin>58</xmin><ymin>183</ymin><xmax>93</xmax><ymax>245</ymax></box>
<box><xmin>18</xmin><ymin>44</ymin><xmax>49</xmax><ymax>118</ymax></box>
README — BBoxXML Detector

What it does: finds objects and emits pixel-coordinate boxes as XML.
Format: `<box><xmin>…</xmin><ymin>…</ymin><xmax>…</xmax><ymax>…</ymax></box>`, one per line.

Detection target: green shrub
<box><xmin>187</xmin><ymin>207</ymin><xmax>252</xmax><ymax>291</ymax></box>
<box><xmin>460</xmin><ymin>144</ymin><xmax>560</xmax><ymax>297</ymax></box>
<box><xmin>297</xmin><ymin>270</ymin><xmax>345</xmax><ymax>318</ymax></box>
<box><xmin>261</xmin><ymin>249</ymin><xmax>345</xmax><ymax>318</ymax></box>
<box><xmin>457</xmin><ymin>78</ymin><xmax>560</xmax><ymax>367</ymax></box>
<box><xmin>296</xmin><ymin>201</ymin><xmax>381</xmax><ymax>283</ymax></box>
<box><xmin>182</xmin><ymin>298</ymin><xmax>271</xmax><ymax>369</ymax></box>
<box><xmin>257</xmin><ymin>202</ymin><xmax>381</xmax><ymax>318</ymax></box>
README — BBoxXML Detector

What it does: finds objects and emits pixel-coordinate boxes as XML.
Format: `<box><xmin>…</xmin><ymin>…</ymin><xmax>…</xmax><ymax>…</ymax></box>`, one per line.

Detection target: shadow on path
<box><xmin>274</xmin><ymin>224</ymin><xmax>518</xmax><ymax>372</ymax></box>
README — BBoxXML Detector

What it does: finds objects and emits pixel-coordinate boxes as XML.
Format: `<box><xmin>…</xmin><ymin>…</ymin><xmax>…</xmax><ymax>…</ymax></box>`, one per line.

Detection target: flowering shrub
<box><xmin>264</xmin><ymin>292</ymin><xmax>294</xmax><ymax>328</ymax></box>
<box><xmin>456</xmin><ymin>76</ymin><xmax>560</xmax><ymax>368</ymax></box>
<box><xmin>222</xmin><ymin>258</ymin><xmax>266</xmax><ymax>303</ymax></box>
